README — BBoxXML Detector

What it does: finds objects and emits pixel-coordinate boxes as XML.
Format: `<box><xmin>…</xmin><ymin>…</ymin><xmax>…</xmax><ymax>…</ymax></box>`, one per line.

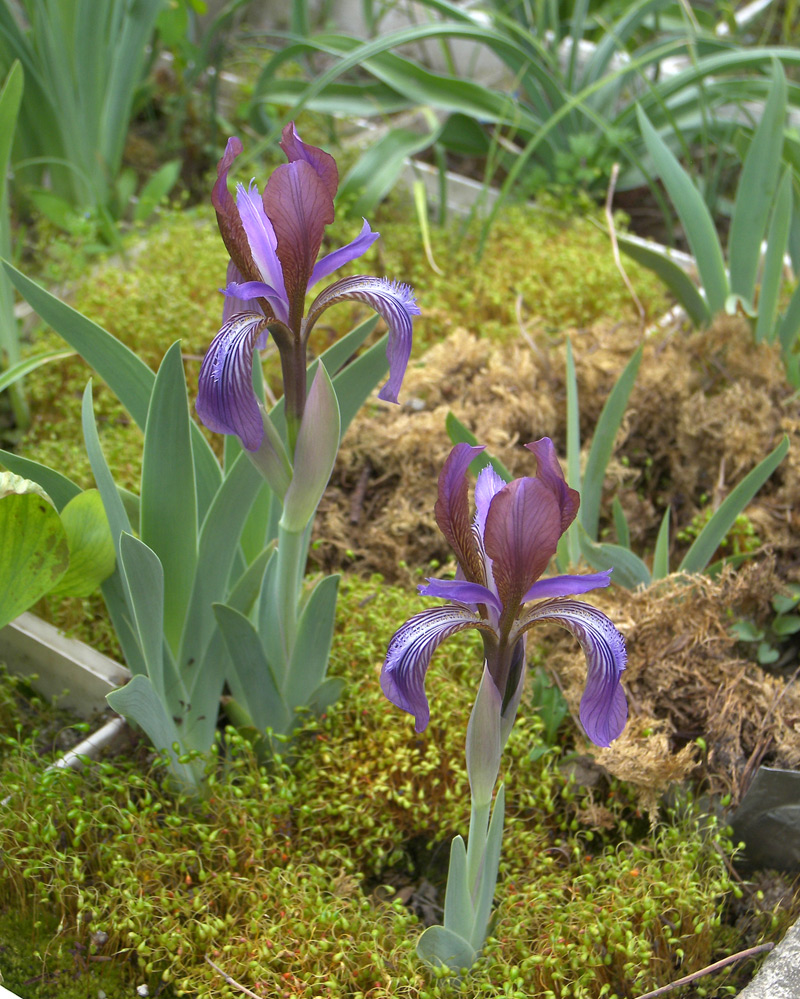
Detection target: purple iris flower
<box><xmin>196</xmin><ymin>123</ymin><xmax>420</xmax><ymax>451</ymax></box>
<box><xmin>381</xmin><ymin>439</ymin><xmax>628</xmax><ymax>748</ymax></box>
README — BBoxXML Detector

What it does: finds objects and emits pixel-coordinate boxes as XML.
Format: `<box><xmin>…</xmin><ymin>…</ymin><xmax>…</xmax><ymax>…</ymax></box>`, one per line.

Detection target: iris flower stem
<box><xmin>277</xmin><ymin>336</ymin><xmax>307</xmax><ymax>456</ymax></box>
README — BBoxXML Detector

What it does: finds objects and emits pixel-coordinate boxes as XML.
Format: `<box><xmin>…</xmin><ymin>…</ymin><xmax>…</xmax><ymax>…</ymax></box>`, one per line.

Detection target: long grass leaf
<box><xmin>581</xmin><ymin>346</ymin><xmax>642</xmax><ymax>541</ymax></box>
<box><xmin>729</xmin><ymin>60</ymin><xmax>787</xmax><ymax>303</ymax></box>
<box><xmin>756</xmin><ymin>167</ymin><xmax>793</xmax><ymax>344</ymax></box>
<box><xmin>651</xmin><ymin>507</ymin><xmax>671</xmax><ymax>580</ymax></box>
<box><xmin>679</xmin><ymin>436</ymin><xmax>789</xmax><ymax>574</ymax></box>
<box><xmin>0</xmin><ymin>348</ymin><xmax>74</xmax><ymax>394</ymax></box>
<box><xmin>445</xmin><ymin>411</ymin><xmax>512</xmax><ymax>481</ymax></box>
<box><xmin>616</xmin><ymin>233</ymin><xmax>712</xmax><ymax>327</ymax></box>
<box><xmin>636</xmin><ymin>105</ymin><xmax>728</xmax><ymax>315</ymax></box>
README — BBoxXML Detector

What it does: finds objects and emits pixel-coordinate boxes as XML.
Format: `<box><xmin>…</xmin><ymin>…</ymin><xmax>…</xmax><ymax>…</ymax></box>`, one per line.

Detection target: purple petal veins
<box><xmin>306</xmin><ymin>275</ymin><xmax>420</xmax><ymax>403</ymax></box>
<box><xmin>196</xmin><ymin>312</ymin><xmax>267</xmax><ymax>451</ymax></box>
<box><xmin>381</xmin><ymin>605</ymin><xmax>485</xmax><ymax>732</ymax></box>
<box><xmin>518</xmin><ymin>597</ymin><xmax>627</xmax><ymax>747</ymax></box>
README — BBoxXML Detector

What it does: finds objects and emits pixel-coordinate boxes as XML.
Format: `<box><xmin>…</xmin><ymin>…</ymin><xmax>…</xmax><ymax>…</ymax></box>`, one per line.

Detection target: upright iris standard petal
<box><xmin>263</xmin><ymin>158</ymin><xmax>335</xmax><ymax>310</ymax></box>
<box><xmin>517</xmin><ymin>598</ymin><xmax>627</xmax><ymax>747</ymax></box>
<box><xmin>524</xmin><ymin>437</ymin><xmax>580</xmax><ymax>533</ymax></box>
<box><xmin>279</xmin><ymin>121</ymin><xmax>339</xmax><ymax>199</ymax></box>
<box><xmin>483</xmin><ymin>477</ymin><xmax>563</xmax><ymax>616</ymax></box>
<box><xmin>432</xmin><ymin>443</ymin><xmax>486</xmax><ymax>587</ymax></box>
<box><xmin>212</xmin><ymin>137</ymin><xmax>257</xmax><ymax>283</ymax></box>
<box><xmin>305</xmin><ymin>275</ymin><xmax>420</xmax><ymax>404</ymax></box>
<box><xmin>382</xmin><ymin>605</ymin><xmax>487</xmax><ymax>732</ymax></box>
<box><xmin>196</xmin><ymin>313</ymin><xmax>267</xmax><ymax>451</ymax></box>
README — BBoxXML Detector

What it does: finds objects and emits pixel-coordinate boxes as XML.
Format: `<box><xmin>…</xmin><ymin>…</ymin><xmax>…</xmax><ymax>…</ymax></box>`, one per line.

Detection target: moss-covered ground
<box><xmin>0</xmin><ymin>578</ymin><xmax>779</xmax><ymax>998</ymax></box>
<box><xmin>0</xmin><ymin>167</ymin><xmax>791</xmax><ymax>997</ymax></box>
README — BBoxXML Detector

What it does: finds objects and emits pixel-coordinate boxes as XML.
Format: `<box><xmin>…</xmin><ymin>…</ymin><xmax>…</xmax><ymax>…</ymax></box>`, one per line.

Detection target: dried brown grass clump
<box><xmin>548</xmin><ymin>561</ymin><xmax>800</xmax><ymax>812</ymax></box>
<box><xmin>314</xmin><ymin>308</ymin><xmax>800</xmax><ymax>583</ymax></box>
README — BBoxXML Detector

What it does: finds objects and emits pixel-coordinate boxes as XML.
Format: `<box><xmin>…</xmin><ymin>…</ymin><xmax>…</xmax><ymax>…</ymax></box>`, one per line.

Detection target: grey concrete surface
<box><xmin>737</xmin><ymin>922</ymin><xmax>800</xmax><ymax>999</ymax></box>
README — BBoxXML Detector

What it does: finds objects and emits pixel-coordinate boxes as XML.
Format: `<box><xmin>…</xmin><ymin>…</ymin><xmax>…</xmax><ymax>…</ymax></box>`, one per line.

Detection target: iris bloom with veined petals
<box><xmin>381</xmin><ymin>439</ymin><xmax>628</xmax><ymax>748</ymax></box>
<box><xmin>196</xmin><ymin>123</ymin><xmax>420</xmax><ymax>451</ymax></box>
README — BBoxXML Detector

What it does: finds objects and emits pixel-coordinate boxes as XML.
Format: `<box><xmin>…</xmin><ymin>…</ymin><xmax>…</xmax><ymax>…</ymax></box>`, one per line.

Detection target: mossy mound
<box><xmin>0</xmin><ymin>578</ymin><xmax>781</xmax><ymax>999</ymax></box>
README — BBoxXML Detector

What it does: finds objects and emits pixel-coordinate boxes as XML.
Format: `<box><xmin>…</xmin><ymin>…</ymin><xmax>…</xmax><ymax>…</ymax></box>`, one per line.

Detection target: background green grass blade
<box><xmin>679</xmin><ymin>436</ymin><xmax>789</xmax><ymax>574</ymax></box>
<box><xmin>756</xmin><ymin>167</ymin><xmax>793</xmax><ymax>344</ymax></box>
<box><xmin>140</xmin><ymin>343</ymin><xmax>198</xmax><ymax>655</ymax></box>
<box><xmin>616</xmin><ymin>234</ymin><xmax>711</xmax><ymax>326</ymax></box>
<box><xmin>727</xmin><ymin>60</ymin><xmax>787</xmax><ymax>305</ymax></box>
<box><xmin>636</xmin><ymin>105</ymin><xmax>728</xmax><ymax>315</ymax></box>
<box><xmin>651</xmin><ymin>507</ymin><xmax>671</xmax><ymax>581</ymax></box>
<box><xmin>580</xmin><ymin>346</ymin><xmax>642</xmax><ymax>541</ymax></box>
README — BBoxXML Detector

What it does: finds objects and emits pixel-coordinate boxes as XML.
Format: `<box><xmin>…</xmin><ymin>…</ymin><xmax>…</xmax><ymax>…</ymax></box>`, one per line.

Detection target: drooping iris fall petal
<box><xmin>381</xmin><ymin>604</ymin><xmax>489</xmax><ymax>733</ymax></box>
<box><xmin>305</xmin><ymin>275</ymin><xmax>420</xmax><ymax>404</ymax></box>
<box><xmin>196</xmin><ymin>313</ymin><xmax>267</xmax><ymax>451</ymax></box>
<box><xmin>517</xmin><ymin>597</ymin><xmax>627</xmax><ymax>747</ymax></box>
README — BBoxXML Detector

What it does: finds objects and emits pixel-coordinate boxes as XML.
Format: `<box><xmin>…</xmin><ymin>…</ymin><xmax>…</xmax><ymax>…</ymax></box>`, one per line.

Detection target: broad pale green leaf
<box><xmin>285</xmin><ymin>574</ymin><xmax>340</xmax><ymax>710</ymax></box>
<box><xmin>470</xmin><ymin>783</ymin><xmax>506</xmax><ymax>953</ymax></box>
<box><xmin>140</xmin><ymin>342</ymin><xmax>197</xmax><ymax>653</ymax></box>
<box><xmin>50</xmin><ymin>488</ymin><xmax>115</xmax><ymax>597</ymax></box>
<box><xmin>306</xmin><ymin>676</ymin><xmax>346</xmax><ymax>717</ymax></box>
<box><xmin>81</xmin><ymin>381</ymin><xmax>133</xmax><ymax>550</ymax></box>
<box><xmin>729</xmin><ymin>60</ymin><xmax>787</xmax><ymax>304</ymax></box>
<box><xmin>581</xmin><ymin>347</ymin><xmax>642</xmax><ymax>541</ymax></box>
<box><xmin>331</xmin><ymin>334</ymin><xmax>387</xmax><ymax>439</ymax></box>
<box><xmin>1</xmin><ymin>263</ymin><xmax>222</xmax><ymax>518</ymax></box>
<box><xmin>213</xmin><ymin>602</ymin><xmax>291</xmax><ymax>735</ymax></box>
<box><xmin>117</xmin><ymin>532</ymin><xmax>168</xmax><ymax>700</ymax></box>
<box><xmin>559</xmin><ymin>338</ymin><xmax>581</xmax><ymax>569</ymax></box>
<box><xmin>441</xmin><ymin>835</ymin><xmax>474</xmax><ymax>945</ymax></box>
<box><xmin>679</xmin><ymin>436</ymin><xmax>789</xmax><ymax>574</ymax></box>
<box><xmin>0</xmin><ymin>483</ymin><xmax>69</xmax><ymax>629</ymax></box>
<box><xmin>179</xmin><ymin>450</ymin><xmax>264</xmax><ymax>680</ymax></box>
<box><xmin>636</xmin><ymin>105</ymin><xmax>728</xmax><ymax>316</ymax></box>
<box><xmin>651</xmin><ymin>507</ymin><xmax>671</xmax><ymax>581</ymax></box>
<box><xmin>445</xmin><ymin>411</ymin><xmax>512</xmax><ymax>481</ymax></box>
<box><xmin>756</xmin><ymin>168</ymin><xmax>793</xmax><ymax>345</ymax></box>
<box><xmin>0</xmin><ymin>449</ymin><xmax>80</xmax><ymax>511</ymax></box>
<box><xmin>281</xmin><ymin>364</ymin><xmax>340</xmax><ymax>533</ymax></box>
<box><xmin>579</xmin><ymin>531</ymin><xmax>652</xmax><ymax>589</ymax></box>
<box><xmin>616</xmin><ymin>233</ymin><xmax>712</xmax><ymax>327</ymax></box>
<box><xmin>465</xmin><ymin>665</ymin><xmax>502</xmax><ymax>809</ymax></box>
<box><xmin>106</xmin><ymin>674</ymin><xmax>205</xmax><ymax>792</ymax></box>
<box><xmin>416</xmin><ymin>924</ymin><xmax>477</xmax><ymax>973</ymax></box>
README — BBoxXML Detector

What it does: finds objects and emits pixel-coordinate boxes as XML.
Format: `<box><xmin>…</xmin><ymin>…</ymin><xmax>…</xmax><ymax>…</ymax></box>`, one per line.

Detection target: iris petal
<box><xmin>236</xmin><ymin>182</ymin><xmax>289</xmax><ymax>323</ymax></box>
<box><xmin>522</xmin><ymin>570</ymin><xmax>612</xmax><ymax>604</ymax></box>
<box><xmin>484</xmin><ymin>477</ymin><xmax>562</xmax><ymax>617</ymax></box>
<box><xmin>305</xmin><ymin>275</ymin><xmax>420</xmax><ymax>404</ymax></box>
<box><xmin>432</xmin><ymin>443</ymin><xmax>487</xmax><ymax>586</ymax></box>
<box><xmin>196</xmin><ymin>313</ymin><xmax>266</xmax><ymax>451</ymax></box>
<box><xmin>517</xmin><ymin>598</ymin><xmax>627</xmax><ymax>747</ymax></box>
<box><xmin>524</xmin><ymin>438</ymin><xmax>580</xmax><ymax>533</ymax></box>
<box><xmin>280</xmin><ymin>121</ymin><xmax>339</xmax><ymax>200</ymax></box>
<box><xmin>308</xmin><ymin>220</ymin><xmax>380</xmax><ymax>291</ymax></box>
<box><xmin>382</xmin><ymin>605</ymin><xmax>484</xmax><ymax>732</ymax></box>
<box><xmin>420</xmin><ymin>577</ymin><xmax>503</xmax><ymax>614</ymax></box>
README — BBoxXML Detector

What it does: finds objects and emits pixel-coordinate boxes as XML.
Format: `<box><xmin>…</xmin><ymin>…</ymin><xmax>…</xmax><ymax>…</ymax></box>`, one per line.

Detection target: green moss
<box><xmin>0</xmin><ymin>576</ymin><xmax>781</xmax><ymax>998</ymax></box>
